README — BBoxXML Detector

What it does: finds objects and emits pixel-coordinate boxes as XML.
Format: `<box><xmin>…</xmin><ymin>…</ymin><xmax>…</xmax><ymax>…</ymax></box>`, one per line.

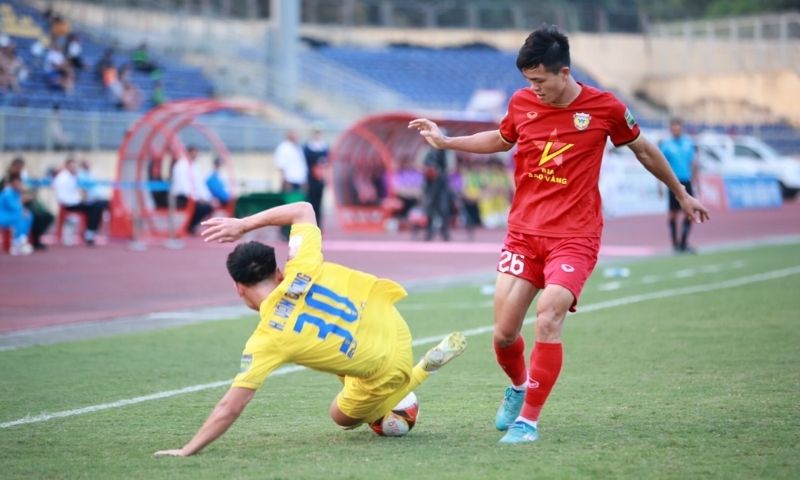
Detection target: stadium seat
<box><xmin>54</xmin><ymin>207</ymin><xmax>87</xmax><ymax>246</ymax></box>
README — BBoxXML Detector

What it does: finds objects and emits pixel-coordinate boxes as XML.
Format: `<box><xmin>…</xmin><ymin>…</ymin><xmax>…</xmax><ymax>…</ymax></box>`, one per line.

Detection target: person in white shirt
<box><xmin>274</xmin><ymin>130</ymin><xmax>308</xmax><ymax>193</ymax></box>
<box><xmin>273</xmin><ymin>131</ymin><xmax>307</xmax><ymax>240</ymax></box>
<box><xmin>52</xmin><ymin>158</ymin><xmax>108</xmax><ymax>245</ymax></box>
<box><xmin>170</xmin><ymin>146</ymin><xmax>213</xmax><ymax>234</ymax></box>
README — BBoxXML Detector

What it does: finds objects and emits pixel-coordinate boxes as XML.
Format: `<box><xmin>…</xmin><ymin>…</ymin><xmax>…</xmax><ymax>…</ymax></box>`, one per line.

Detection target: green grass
<box><xmin>1</xmin><ymin>243</ymin><xmax>799</xmax><ymax>479</ymax></box>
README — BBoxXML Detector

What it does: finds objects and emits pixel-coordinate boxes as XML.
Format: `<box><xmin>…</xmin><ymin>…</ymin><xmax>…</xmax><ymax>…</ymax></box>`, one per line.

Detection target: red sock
<box><xmin>520</xmin><ymin>341</ymin><xmax>563</xmax><ymax>421</ymax></box>
<box><xmin>493</xmin><ymin>336</ymin><xmax>527</xmax><ymax>386</ymax></box>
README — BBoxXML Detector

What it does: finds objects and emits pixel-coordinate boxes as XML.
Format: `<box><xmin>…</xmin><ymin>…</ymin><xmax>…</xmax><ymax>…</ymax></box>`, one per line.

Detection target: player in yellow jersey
<box><xmin>154</xmin><ymin>202</ymin><xmax>467</xmax><ymax>457</ymax></box>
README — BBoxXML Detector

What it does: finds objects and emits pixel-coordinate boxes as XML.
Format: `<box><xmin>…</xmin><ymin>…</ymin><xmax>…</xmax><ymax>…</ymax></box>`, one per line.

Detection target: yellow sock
<box><xmin>365</xmin><ymin>363</ymin><xmax>429</xmax><ymax>423</ymax></box>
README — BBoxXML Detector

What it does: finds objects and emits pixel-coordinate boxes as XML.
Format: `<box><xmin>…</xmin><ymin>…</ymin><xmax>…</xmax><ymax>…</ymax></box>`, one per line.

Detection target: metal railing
<box><xmin>648</xmin><ymin>12</ymin><xmax>800</xmax><ymax>75</ymax></box>
<box><xmin>0</xmin><ymin>106</ymin><xmax>284</xmax><ymax>152</ymax></box>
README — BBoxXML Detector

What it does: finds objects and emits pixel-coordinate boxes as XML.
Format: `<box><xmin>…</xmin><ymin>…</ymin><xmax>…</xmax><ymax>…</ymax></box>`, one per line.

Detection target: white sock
<box><xmin>515</xmin><ymin>416</ymin><xmax>537</xmax><ymax>428</ymax></box>
<box><xmin>512</xmin><ymin>382</ymin><xmax>527</xmax><ymax>391</ymax></box>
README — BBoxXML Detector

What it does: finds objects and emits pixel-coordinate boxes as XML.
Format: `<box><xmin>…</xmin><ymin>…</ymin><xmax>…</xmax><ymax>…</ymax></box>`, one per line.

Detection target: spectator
<box><xmin>479</xmin><ymin>157</ymin><xmax>513</xmax><ymax>229</ymax></box>
<box><xmin>170</xmin><ymin>146</ymin><xmax>213</xmax><ymax>235</ymax></box>
<box><xmin>52</xmin><ymin>158</ymin><xmax>108</xmax><ymax>246</ymax></box>
<box><xmin>274</xmin><ymin>130</ymin><xmax>307</xmax><ymax>194</ymax></box>
<box><xmin>205</xmin><ymin>157</ymin><xmax>231</xmax><ymax>208</ymax></box>
<box><xmin>65</xmin><ymin>33</ymin><xmax>83</xmax><ymax>71</ymax></box>
<box><xmin>147</xmin><ymin>156</ymin><xmax>169</xmax><ymax>209</ymax></box>
<box><xmin>151</xmin><ymin>79</ymin><xmax>166</xmax><ymax>106</ymax></box>
<box><xmin>389</xmin><ymin>157</ymin><xmax>424</xmax><ymax>229</ymax></box>
<box><xmin>458</xmin><ymin>157</ymin><xmax>483</xmax><ymax>238</ymax></box>
<box><xmin>0</xmin><ymin>172</ymin><xmax>33</xmax><ymax>255</ymax></box>
<box><xmin>0</xmin><ymin>41</ymin><xmax>28</xmax><ymax>92</ymax></box>
<box><xmin>43</xmin><ymin>45</ymin><xmax>73</xmax><ymax>92</ymax></box>
<box><xmin>78</xmin><ymin>159</ymin><xmax>110</xmax><ymax>203</ymax></box>
<box><xmin>96</xmin><ymin>48</ymin><xmax>114</xmax><ymax>81</ymax></box>
<box><xmin>47</xmin><ymin>104</ymin><xmax>70</xmax><ymax>151</ymax></box>
<box><xmin>132</xmin><ymin>42</ymin><xmax>159</xmax><ymax>73</ymax></box>
<box><xmin>28</xmin><ymin>37</ymin><xmax>47</xmax><ymax>69</ymax></box>
<box><xmin>1</xmin><ymin>156</ymin><xmax>54</xmax><ymax>250</ymax></box>
<box><xmin>422</xmin><ymin>148</ymin><xmax>452</xmax><ymax>241</ymax></box>
<box><xmin>120</xmin><ymin>80</ymin><xmax>141</xmax><ymax>111</ymax></box>
<box><xmin>49</xmin><ymin>15</ymin><xmax>70</xmax><ymax>49</ymax></box>
<box><xmin>303</xmin><ymin>127</ymin><xmax>329</xmax><ymax>229</ymax></box>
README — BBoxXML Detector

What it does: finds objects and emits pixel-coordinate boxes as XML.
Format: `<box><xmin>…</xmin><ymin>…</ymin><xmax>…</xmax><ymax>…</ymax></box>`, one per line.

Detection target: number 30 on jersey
<box><xmin>498</xmin><ymin>251</ymin><xmax>525</xmax><ymax>275</ymax></box>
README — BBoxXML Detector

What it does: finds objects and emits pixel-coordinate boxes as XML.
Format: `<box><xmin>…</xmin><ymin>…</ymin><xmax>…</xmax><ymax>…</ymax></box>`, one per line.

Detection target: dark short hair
<box><xmin>516</xmin><ymin>25</ymin><xmax>570</xmax><ymax>74</ymax></box>
<box><xmin>669</xmin><ymin>117</ymin><xmax>683</xmax><ymax>126</ymax></box>
<box><xmin>226</xmin><ymin>241</ymin><xmax>277</xmax><ymax>286</ymax></box>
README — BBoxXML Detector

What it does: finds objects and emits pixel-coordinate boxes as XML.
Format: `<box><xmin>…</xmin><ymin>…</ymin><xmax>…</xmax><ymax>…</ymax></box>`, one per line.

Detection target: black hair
<box><xmin>226</xmin><ymin>241</ymin><xmax>277</xmax><ymax>286</ymax></box>
<box><xmin>516</xmin><ymin>25</ymin><xmax>571</xmax><ymax>74</ymax></box>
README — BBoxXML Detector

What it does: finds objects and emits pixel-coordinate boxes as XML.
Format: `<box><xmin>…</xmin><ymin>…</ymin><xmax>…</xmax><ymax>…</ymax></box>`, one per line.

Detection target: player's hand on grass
<box><xmin>153</xmin><ymin>448</ymin><xmax>189</xmax><ymax>457</ymax></box>
<box><xmin>201</xmin><ymin>217</ymin><xmax>246</xmax><ymax>243</ymax></box>
<box><xmin>409</xmin><ymin>118</ymin><xmax>447</xmax><ymax>149</ymax></box>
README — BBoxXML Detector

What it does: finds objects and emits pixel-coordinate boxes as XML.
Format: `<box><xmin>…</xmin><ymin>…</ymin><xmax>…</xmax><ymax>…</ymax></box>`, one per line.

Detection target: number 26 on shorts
<box><xmin>498</xmin><ymin>251</ymin><xmax>525</xmax><ymax>276</ymax></box>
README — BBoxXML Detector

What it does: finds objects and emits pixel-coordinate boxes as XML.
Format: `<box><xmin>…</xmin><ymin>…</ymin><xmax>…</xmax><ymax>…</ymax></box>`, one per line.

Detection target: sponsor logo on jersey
<box><xmin>526</xmin><ymin>111</ymin><xmax>539</xmax><ymax>120</ymax></box>
<box><xmin>624</xmin><ymin>108</ymin><xmax>637</xmax><ymax>129</ymax></box>
<box><xmin>561</xmin><ymin>264</ymin><xmax>575</xmax><ymax>273</ymax></box>
<box><xmin>240</xmin><ymin>353</ymin><xmax>253</xmax><ymax>373</ymax></box>
<box><xmin>573</xmin><ymin>112</ymin><xmax>591</xmax><ymax>130</ymax></box>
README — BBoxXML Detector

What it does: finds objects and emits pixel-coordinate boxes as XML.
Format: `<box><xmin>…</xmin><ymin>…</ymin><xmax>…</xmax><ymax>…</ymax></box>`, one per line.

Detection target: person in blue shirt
<box><xmin>206</xmin><ymin>156</ymin><xmax>231</xmax><ymax>208</ymax></box>
<box><xmin>658</xmin><ymin>118</ymin><xmax>700</xmax><ymax>253</ymax></box>
<box><xmin>0</xmin><ymin>173</ymin><xmax>33</xmax><ymax>255</ymax></box>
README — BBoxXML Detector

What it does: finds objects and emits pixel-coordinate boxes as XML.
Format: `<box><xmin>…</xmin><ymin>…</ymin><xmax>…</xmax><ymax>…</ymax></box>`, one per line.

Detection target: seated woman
<box><xmin>0</xmin><ymin>173</ymin><xmax>33</xmax><ymax>255</ymax></box>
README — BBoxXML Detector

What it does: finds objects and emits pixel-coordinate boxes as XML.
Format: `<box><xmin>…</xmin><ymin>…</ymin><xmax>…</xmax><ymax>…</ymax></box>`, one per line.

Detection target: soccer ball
<box><xmin>369</xmin><ymin>392</ymin><xmax>419</xmax><ymax>437</ymax></box>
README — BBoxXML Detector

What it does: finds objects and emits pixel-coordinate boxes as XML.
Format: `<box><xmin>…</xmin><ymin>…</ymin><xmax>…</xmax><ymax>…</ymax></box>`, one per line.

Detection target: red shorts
<box><xmin>496</xmin><ymin>232</ymin><xmax>600</xmax><ymax>311</ymax></box>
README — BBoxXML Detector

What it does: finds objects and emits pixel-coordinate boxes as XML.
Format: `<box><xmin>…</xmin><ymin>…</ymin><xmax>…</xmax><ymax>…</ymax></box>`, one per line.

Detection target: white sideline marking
<box><xmin>2</xmin><ymin>265</ymin><xmax>799</xmax><ymax>430</ymax></box>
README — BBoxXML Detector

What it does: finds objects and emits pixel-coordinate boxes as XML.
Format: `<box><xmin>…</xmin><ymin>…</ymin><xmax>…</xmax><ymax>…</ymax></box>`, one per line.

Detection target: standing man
<box><xmin>275</xmin><ymin>130</ymin><xmax>307</xmax><ymax>240</ymax></box>
<box><xmin>421</xmin><ymin>147</ymin><xmax>452</xmax><ymax>242</ymax></box>
<box><xmin>409</xmin><ymin>25</ymin><xmax>709</xmax><ymax>444</ymax></box>
<box><xmin>275</xmin><ymin>130</ymin><xmax>308</xmax><ymax>195</ymax></box>
<box><xmin>153</xmin><ymin>202</ymin><xmax>466</xmax><ymax>457</ymax></box>
<box><xmin>658</xmin><ymin>118</ymin><xmax>700</xmax><ymax>253</ymax></box>
<box><xmin>303</xmin><ymin>127</ymin><xmax>329</xmax><ymax>229</ymax></box>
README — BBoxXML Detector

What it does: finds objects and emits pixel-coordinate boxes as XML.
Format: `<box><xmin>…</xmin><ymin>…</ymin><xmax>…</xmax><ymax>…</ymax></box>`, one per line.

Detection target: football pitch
<box><xmin>1</xmin><ymin>242</ymin><xmax>799</xmax><ymax>479</ymax></box>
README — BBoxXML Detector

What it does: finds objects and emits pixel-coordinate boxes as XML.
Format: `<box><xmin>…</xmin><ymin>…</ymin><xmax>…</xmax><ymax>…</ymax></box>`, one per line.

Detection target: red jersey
<box><xmin>499</xmin><ymin>83</ymin><xmax>640</xmax><ymax>237</ymax></box>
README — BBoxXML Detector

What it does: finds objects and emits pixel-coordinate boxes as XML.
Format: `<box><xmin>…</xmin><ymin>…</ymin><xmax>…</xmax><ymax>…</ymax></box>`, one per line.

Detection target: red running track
<box><xmin>1</xmin><ymin>201</ymin><xmax>798</xmax><ymax>334</ymax></box>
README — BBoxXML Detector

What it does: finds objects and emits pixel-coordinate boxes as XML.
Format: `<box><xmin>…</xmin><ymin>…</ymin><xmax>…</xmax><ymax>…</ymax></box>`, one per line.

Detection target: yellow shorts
<box><xmin>335</xmin><ymin>307</ymin><xmax>413</xmax><ymax>420</ymax></box>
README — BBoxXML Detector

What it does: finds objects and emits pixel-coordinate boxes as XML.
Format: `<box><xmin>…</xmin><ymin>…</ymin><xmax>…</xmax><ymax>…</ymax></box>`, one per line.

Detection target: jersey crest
<box><xmin>573</xmin><ymin>112</ymin><xmax>591</xmax><ymax>131</ymax></box>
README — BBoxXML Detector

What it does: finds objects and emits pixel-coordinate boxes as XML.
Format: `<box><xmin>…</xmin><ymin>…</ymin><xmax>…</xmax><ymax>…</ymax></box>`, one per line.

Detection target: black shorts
<box><xmin>668</xmin><ymin>181</ymin><xmax>694</xmax><ymax>212</ymax></box>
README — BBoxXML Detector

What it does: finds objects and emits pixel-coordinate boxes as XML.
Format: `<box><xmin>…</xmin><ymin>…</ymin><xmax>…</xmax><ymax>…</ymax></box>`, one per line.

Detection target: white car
<box><xmin>696</xmin><ymin>132</ymin><xmax>800</xmax><ymax>199</ymax></box>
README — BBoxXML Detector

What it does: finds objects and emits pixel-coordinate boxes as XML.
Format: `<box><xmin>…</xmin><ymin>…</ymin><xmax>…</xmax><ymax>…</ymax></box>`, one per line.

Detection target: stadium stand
<box><xmin>0</xmin><ymin>0</ymin><xmax>214</xmax><ymax>111</ymax></box>
<box><xmin>308</xmin><ymin>44</ymin><xmax>796</xmax><ymax>153</ymax></box>
<box><xmin>310</xmin><ymin>45</ymin><xmax>598</xmax><ymax>111</ymax></box>
<box><xmin>0</xmin><ymin>0</ymin><xmax>284</xmax><ymax>151</ymax></box>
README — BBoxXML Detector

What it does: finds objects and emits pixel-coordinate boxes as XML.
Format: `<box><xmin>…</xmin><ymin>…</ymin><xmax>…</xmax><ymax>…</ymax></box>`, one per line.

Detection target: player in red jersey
<box><xmin>409</xmin><ymin>26</ymin><xmax>709</xmax><ymax>444</ymax></box>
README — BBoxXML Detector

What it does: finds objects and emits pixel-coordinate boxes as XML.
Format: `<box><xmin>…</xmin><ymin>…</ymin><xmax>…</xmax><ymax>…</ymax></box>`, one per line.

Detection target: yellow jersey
<box><xmin>232</xmin><ymin>223</ymin><xmax>408</xmax><ymax>390</ymax></box>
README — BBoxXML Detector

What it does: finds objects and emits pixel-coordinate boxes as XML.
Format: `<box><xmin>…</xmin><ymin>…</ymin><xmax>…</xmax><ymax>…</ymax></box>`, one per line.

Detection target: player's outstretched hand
<box><xmin>408</xmin><ymin>118</ymin><xmax>447</xmax><ymax>149</ymax></box>
<box><xmin>681</xmin><ymin>195</ymin><xmax>711</xmax><ymax>224</ymax></box>
<box><xmin>201</xmin><ymin>217</ymin><xmax>246</xmax><ymax>243</ymax></box>
<box><xmin>153</xmin><ymin>449</ymin><xmax>189</xmax><ymax>457</ymax></box>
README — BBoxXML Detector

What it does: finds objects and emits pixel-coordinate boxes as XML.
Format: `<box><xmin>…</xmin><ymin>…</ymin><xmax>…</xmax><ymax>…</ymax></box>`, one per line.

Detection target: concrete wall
<box><xmin>642</xmin><ymin>70</ymin><xmax>800</xmax><ymax>125</ymax></box>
